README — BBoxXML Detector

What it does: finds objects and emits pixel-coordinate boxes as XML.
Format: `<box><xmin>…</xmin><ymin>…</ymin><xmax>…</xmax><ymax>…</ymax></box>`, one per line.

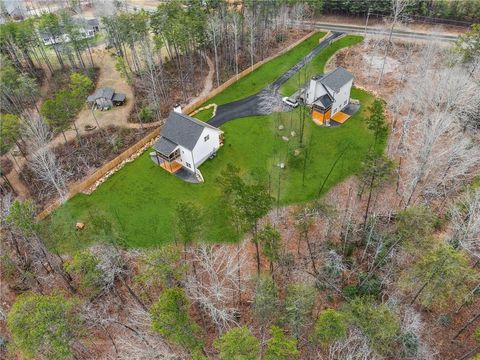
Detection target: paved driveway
<box><xmin>208</xmin><ymin>32</ymin><xmax>343</xmax><ymax>127</ymax></box>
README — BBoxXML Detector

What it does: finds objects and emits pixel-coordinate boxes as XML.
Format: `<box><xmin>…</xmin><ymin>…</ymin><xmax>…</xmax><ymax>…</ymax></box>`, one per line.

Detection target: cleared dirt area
<box><xmin>63</xmin><ymin>49</ymin><xmax>135</xmax><ymax>142</ymax></box>
<box><xmin>325</xmin><ymin>36</ymin><xmax>448</xmax><ymax>99</ymax></box>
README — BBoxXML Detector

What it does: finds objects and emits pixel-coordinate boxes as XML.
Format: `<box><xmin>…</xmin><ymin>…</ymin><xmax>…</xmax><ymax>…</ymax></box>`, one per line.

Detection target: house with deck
<box><xmin>303</xmin><ymin>67</ymin><xmax>356</xmax><ymax>126</ymax></box>
<box><xmin>151</xmin><ymin>111</ymin><xmax>224</xmax><ymax>183</ymax></box>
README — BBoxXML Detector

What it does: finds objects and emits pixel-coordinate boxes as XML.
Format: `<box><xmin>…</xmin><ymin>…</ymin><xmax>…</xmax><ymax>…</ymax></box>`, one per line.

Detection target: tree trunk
<box><xmin>453</xmin><ymin>312</ymin><xmax>480</xmax><ymax>340</ymax></box>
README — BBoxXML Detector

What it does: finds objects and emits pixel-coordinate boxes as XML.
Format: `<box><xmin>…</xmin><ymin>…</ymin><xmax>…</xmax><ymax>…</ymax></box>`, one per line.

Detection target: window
<box><xmin>186</xmin><ymin>162</ymin><xmax>191</xmax><ymax>168</ymax></box>
<box><xmin>204</xmin><ymin>135</ymin><xmax>210</xmax><ymax>142</ymax></box>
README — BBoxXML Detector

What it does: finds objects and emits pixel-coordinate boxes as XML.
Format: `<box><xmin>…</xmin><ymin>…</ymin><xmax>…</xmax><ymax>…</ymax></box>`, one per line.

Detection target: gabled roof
<box><xmin>87</xmin><ymin>87</ymin><xmax>115</xmax><ymax>102</ymax></box>
<box><xmin>314</xmin><ymin>93</ymin><xmax>333</xmax><ymax>109</ymax></box>
<box><xmin>318</xmin><ymin>67</ymin><xmax>353</xmax><ymax>93</ymax></box>
<box><xmin>153</xmin><ymin>137</ymin><xmax>178</xmax><ymax>156</ymax></box>
<box><xmin>112</xmin><ymin>93</ymin><xmax>126</xmax><ymax>102</ymax></box>
<box><xmin>156</xmin><ymin>111</ymin><xmax>221</xmax><ymax>151</ymax></box>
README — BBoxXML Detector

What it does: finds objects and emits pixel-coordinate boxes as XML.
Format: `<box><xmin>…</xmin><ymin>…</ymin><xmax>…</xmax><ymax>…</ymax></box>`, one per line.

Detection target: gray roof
<box><xmin>112</xmin><ymin>92</ymin><xmax>126</xmax><ymax>102</ymax></box>
<box><xmin>157</xmin><ymin>111</ymin><xmax>220</xmax><ymax>151</ymax></box>
<box><xmin>153</xmin><ymin>137</ymin><xmax>178</xmax><ymax>156</ymax></box>
<box><xmin>87</xmin><ymin>18</ymin><xmax>99</xmax><ymax>27</ymax></box>
<box><xmin>87</xmin><ymin>87</ymin><xmax>115</xmax><ymax>102</ymax></box>
<box><xmin>314</xmin><ymin>94</ymin><xmax>333</xmax><ymax>109</ymax></box>
<box><xmin>318</xmin><ymin>67</ymin><xmax>353</xmax><ymax>93</ymax></box>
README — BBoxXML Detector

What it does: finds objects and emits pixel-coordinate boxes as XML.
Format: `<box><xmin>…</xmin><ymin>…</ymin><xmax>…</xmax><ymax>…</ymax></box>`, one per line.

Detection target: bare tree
<box><xmin>207</xmin><ymin>14</ymin><xmax>222</xmax><ymax>88</ymax></box>
<box><xmin>245</xmin><ymin>9</ymin><xmax>256</xmax><ymax>70</ymax></box>
<box><xmin>396</xmin><ymin>65</ymin><xmax>480</xmax><ymax>206</ymax></box>
<box><xmin>327</xmin><ymin>328</ymin><xmax>377</xmax><ymax>360</ymax></box>
<box><xmin>23</xmin><ymin>114</ymin><xmax>68</xmax><ymax>201</ymax></box>
<box><xmin>185</xmin><ymin>243</ymin><xmax>249</xmax><ymax>333</ymax></box>
<box><xmin>378</xmin><ymin>0</ymin><xmax>410</xmax><ymax>84</ymax></box>
<box><xmin>450</xmin><ymin>188</ymin><xmax>480</xmax><ymax>259</ymax></box>
<box><xmin>228</xmin><ymin>12</ymin><xmax>241</xmax><ymax>78</ymax></box>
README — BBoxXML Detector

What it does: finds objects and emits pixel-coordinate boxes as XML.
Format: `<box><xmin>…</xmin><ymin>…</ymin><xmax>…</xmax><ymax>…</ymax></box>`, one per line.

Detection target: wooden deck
<box><xmin>160</xmin><ymin>160</ymin><xmax>182</xmax><ymax>174</ymax></box>
<box><xmin>331</xmin><ymin>111</ymin><xmax>351</xmax><ymax>124</ymax></box>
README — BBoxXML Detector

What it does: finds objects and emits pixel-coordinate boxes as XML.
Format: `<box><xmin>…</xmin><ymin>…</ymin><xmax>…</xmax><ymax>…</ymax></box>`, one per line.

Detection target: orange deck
<box><xmin>160</xmin><ymin>161</ymin><xmax>182</xmax><ymax>173</ymax></box>
<box><xmin>331</xmin><ymin>111</ymin><xmax>351</xmax><ymax>124</ymax></box>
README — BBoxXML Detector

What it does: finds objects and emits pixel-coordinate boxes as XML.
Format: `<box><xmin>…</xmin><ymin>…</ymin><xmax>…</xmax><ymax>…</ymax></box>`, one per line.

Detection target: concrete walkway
<box><xmin>209</xmin><ymin>32</ymin><xmax>343</xmax><ymax>127</ymax></box>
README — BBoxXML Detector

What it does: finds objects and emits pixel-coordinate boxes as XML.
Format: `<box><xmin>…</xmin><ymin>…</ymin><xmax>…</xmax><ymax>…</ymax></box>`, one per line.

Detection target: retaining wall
<box><xmin>37</xmin><ymin>30</ymin><xmax>323</xmax><ymax>220</ymax></box>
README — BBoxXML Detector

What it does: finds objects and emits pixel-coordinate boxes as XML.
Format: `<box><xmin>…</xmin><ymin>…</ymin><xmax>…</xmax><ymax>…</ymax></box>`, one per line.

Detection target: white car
<box><xmin>282</xmin><ymin>96</ymin><xmax>299</xmax><ymax>108</ymax></box>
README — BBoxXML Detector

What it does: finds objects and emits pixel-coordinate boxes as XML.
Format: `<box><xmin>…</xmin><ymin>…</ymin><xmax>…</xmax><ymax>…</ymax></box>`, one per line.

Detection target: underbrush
<box><xmin>21</xmin><ymin>126</ymin><xmax>146</xmax><ymax>207</ymax></box>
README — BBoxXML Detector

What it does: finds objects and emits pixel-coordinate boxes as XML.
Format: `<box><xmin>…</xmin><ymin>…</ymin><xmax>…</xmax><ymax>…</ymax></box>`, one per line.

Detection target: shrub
<box><xmin>138</xmin><ymin>106</ymin><xmax>155</xmax><ymax>123</ymax></box>
<box><xmin>311</xmin><ymin>309</ymin><xmax>347</xmax><ymax>347</ymax></box>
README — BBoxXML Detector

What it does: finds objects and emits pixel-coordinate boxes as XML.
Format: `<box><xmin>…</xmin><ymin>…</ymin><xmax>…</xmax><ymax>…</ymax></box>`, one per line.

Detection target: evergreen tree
<box><xmin>150</xmin><ymin>287</ymin><xmax>202</xmax><ymax>350</ymax></box>
<box><xmin>214</xmin><ymin>326</ymin><xmax>259</xmax><ymax>360</ymax></box>
<box><xmin>264</xmin><ymin>326</ymin><xmax>299</xmax><ymax>360</ymax></box>
<box><xmin>64</xmin><ymin>250</ymin><xmax>104</xmax><ymax>298</ymax></box>
<box><xmin>366</xmin><ymin>99</ymin><xmax>388</xmax><ymax>147</ymax></box>
<box><xmin>0</xmin><ymin>113</ymin><xmax>21</xmax><ymax>155</ymax></box>
<box><xmin>7</xmin><ymin>292</ymin><xmax>84</xmax><ymax>360</ymax></box>
<box><xmin>402</xmin><ymin>244</ymin><xmax>478</xmax><ymax>309</ymax></box>
<box><xmin>175</xmin><ymin>201</ymin><xmax>203</xmax><ymax>251</ymax></box>
<box><xmin>311</xmin><ymin>308</ymin><xmax>347</xmax><ymax>347</ymax></box>
<box><xmin>256</xmin><ymin>223</ymin><xmax>281</xmax><ymax>273</ymax></box>
<box><xmin>344</xmin><ymin>297</ymin><xmax>400</xmax><ymax>356</ymax></box>
<box><xmin>283</xmin><ymin>283</ymin><xmax>316</xmax><ymax>341</ymax></box>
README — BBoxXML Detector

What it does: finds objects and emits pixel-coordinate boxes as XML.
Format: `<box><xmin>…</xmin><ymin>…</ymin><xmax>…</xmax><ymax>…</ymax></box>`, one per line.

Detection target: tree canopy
<box><xmin>7</xmin><ymin>292</ymin><xmax>84</xmax><ymax>360</ymax></box>
<box><xmin>214</xmin><ymin>326</ymin><xmax>260</xmax><ymax>360</ymax></box>
<box><xmin>150</xmin><ymin>287</ymin><xmax>202</xmax><ymax>350</ymax></box>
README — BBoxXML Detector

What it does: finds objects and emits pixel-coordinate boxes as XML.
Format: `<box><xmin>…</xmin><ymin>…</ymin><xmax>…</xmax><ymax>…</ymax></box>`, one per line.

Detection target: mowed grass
<box><xmin>203</xmin><ymin>31</ymin><xmax>326</xmax><ymax>106</ymax></box>
<box><xmin>45</xmin><ymin>33</ymin><xmax>381</xmax><ymax>253</ymax></box>
<box><xmin>280</xmin><ymin>35</ymin><xmax>364</xmax><ymax>96</ymax></box>
<box><xmin>192</xmin><ymin>106</ymin><xmax>215</xmax><ymax>121</ymax></box>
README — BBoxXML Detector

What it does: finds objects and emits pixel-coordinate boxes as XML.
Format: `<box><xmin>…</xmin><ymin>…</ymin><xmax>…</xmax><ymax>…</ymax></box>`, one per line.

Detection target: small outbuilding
<box><xmin>87</xmin><ymin>87</ymin><xmax>126</xmax><ymax>110</ymax></box>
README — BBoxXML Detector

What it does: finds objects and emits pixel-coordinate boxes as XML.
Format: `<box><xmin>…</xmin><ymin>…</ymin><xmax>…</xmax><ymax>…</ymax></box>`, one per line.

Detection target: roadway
<box><xmin>294</xmin><ymin>21</ymin><xmax>459</xmax><ymax>42</ymax></box>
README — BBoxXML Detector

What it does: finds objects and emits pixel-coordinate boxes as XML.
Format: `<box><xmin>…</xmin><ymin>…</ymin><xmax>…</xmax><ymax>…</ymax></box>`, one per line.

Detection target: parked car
<box><xmin>282</xmin><ymin>96</ymin><xmax>299</xmax><ymax>108</ymax></box>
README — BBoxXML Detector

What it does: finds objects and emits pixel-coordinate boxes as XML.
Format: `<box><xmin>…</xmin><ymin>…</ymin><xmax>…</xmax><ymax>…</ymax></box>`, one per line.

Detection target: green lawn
<box><xmin>45</xmin><ymin>33</ymin><xmax>382</xmax><ymax>253</ymax></box>
<box><xmin>193</xmin><ymin>107</ymin><xmax>215</xmax><ymax>121</ymax></box>
<box><xmin>280</xmin><ymin>35</ymin><xmax>364</xmax><ymax>96</ymax></box>
<box><xmin>202</xmin><ymin>32</ymin><xmax>326</xmax><ymax>106</ymax></box>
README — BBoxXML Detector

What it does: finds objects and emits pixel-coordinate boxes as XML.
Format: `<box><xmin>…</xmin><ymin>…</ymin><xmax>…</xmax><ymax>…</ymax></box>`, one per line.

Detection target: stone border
<box><xmin>188</xmin><ymin>103</ymin><xmax>218</xmax><ymax>118</ymax></box>
<box><xmin>36</xmin><ymin>30</ymin><xmax>325</xmax><ymax>221</ymax></box>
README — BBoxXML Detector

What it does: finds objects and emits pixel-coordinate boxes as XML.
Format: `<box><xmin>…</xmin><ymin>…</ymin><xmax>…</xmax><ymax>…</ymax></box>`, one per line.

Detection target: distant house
<box><xmin>152</xmin><ymin>111</ymin><xmax>224</xmax><ymax>180</ymax></box>
<box><xmin>304</xmin><ymin>67</ymin><xmax>354</xmax><ymax>125</ymax></box>
<box><xmin>87</xmin><ymin>88</ymin><xmax>126</xmax><ymax>110</ymax></box>
<box><xmin>7</xmin><ymin>6</ymin><xmax>25</xmax><ymax>20</ymax></box>
<box><xmin>38</xmin><ymin>16</ymin><xmax>100</xmax><ymax>46</ymax></box>
<box><xmin>72</xmin><ymin>15</ymin><xmax>100</xmax><ymax>37</ymax></box>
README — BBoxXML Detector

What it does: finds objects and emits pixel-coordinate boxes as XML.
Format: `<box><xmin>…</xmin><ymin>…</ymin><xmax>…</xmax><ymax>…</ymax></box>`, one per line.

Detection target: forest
<box><xmin>1</xmin><ymin>0</ymin><xmax>480</xmax><ymax>359</ymax></box>
<box><xmin>320</xmin><ymin>0</ymin><xmax>480</xmax><ymax>23</ymax></box>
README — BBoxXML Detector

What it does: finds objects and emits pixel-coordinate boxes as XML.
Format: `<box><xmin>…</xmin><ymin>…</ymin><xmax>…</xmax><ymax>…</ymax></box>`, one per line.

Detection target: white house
<box><xmin>304</xmin><ymin>67</ymin><xmax>353</xmax><ymax>125</ymax></box>
<box><xmin>38</xmin><ymin>17</ymin><xmax>100</xmax><ymax>46</ymax></box>
<box><xmin>152</xmin><ymin>111</ymin><xmax>224</xmax><ymax>179</ymax></box>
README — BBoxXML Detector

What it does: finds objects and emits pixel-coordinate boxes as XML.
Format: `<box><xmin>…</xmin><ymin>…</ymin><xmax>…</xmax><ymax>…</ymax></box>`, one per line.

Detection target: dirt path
<box><xmin>4</xmin><ymin>51</ymin><xmax>216</xmax><ymax>198</ymax></box>
<box><xmin>188</xmin><ymin>52</ymin><xmax>215</xmax><ymax>105</ymax></box>
<box><xmin>50</xmin><ymin>49</ymin><xmax>135</xmax><ymax>146</ymax></box>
